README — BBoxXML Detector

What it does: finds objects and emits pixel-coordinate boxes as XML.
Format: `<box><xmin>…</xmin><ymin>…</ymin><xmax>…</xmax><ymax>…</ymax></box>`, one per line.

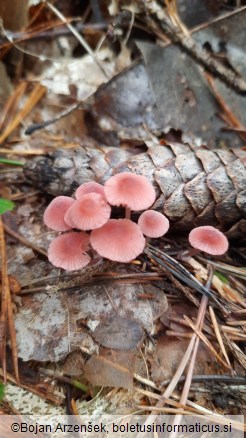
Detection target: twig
<box><xmin>3</xmin><ymin>223</ymin><xmax>47</xmax><ymax>258</ymax></box>
<box><xmin>160</xmin><ymin>374</ymin><xmax>246</xmax><ymax>386</ymax></box>
<box><xmin>143</xmin><ymin>2</ymin><xmax>246</xmax><ymax>94</ymax></box>
<box><xmin>39</xmin><ymin>368</ymin><xmax>88</xmax><ymax>392</ymax></box>
<box><xmin>25</xmin><ymin>100</ymin><xmax>89</xmax><ymax>135</ymax></box>
<box><xmin>0</xmin><ymin>368</ymin><xmax>64</xmax><ymax>405</ymax></box>
<box><xmin>0</xmin><ymin>21</ymin><xmax>106</xmax><ymax>47</ymax></box>
<box><xmin>45</xmin><ymin>1</ymin><xmax>109</xmax><ymax>79</ymax></box>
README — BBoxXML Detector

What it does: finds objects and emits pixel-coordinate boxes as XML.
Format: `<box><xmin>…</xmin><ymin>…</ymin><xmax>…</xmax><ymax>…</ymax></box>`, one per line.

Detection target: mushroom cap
<box><xmin>104</xmin><ymin>172</ymin><xmax>156</xmax><ymax>211</ymax></box>
<box><xmin>138</xmin><ymin>210</ymin><xmax>169</xmax><ymax>238</ymax></box>
<box><xmin>75</xmin><ymin>181</ymin><xmax>106</xmax><ymax>200</ymax></box>
<box><xmin>48</xmin><ymin>231</ymin><xmax>91</xmax><ymax>271</ymax></box>
<box><xmin>65</xmin><ymin>193</ymin><xmax>111</xmax><ymax>231</ymax></box>
<box><xmin>188</xmin><ymin>226</ymin><xmax>229</xmax><ymax>255</ymax></box>
<box><xmin>90</xmin><ymin>218</ymin><xmax>146</xmax><ymax>262</ymax></box>
<box><xmin>63</xmin><ymin>208</ymin><xmax>76</xmax><ymax>228</ymax></box>
<box><xmin>44</xmin><ymin>196</ymin><xmax>75</xmax><ymax>231</ymax></box>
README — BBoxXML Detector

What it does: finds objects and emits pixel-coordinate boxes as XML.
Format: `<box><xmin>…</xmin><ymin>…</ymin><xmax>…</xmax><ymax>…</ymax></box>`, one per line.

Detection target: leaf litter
<box><xmin>0</xmin><ymin>0</ymin><xmax>245</xmax><ymax>428</ymax></box>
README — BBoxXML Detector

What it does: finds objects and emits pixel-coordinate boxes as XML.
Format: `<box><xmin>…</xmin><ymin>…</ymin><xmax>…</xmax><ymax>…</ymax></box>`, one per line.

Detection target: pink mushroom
<box><xmin>44</xmin><ymin>196</ymin><xmax>75</xmax><ymax>231</ymax></box>
<box><xmin>138</xmin><ymin>210</ymin><xmax>169</xmax><ymax>238</ymax></box>
<box><xmin>64</xmin><ymin>193</ymin><xmax>111</xmax><ymax>231</ymax></box>
<box><xmin>63</xmin><ymin>208</ymin><xmax>76</xmax><ymax>228</ymax></box>
<box><xmin>48</xmin><ymin>231</ymin><xmax>91</xmax><ymax>271</ymax></box>
<box><xmin>188</xmin><ymin>226</ymin><xmax>229</xmax><ymax>256</ymax></box>
<box><xmin>104</xmin><ymin>172</ymin><xmax>156</xmax><ymax>216</ymax></box>
<box><xmin>75</xmin><ymin>181</ymin><xmax>106</xmax><ymax>200</ymax></box>
<box><xmin>90</xmin><ymin>218</ymin><xmax>145</xmax><ymax>262</ymax></box>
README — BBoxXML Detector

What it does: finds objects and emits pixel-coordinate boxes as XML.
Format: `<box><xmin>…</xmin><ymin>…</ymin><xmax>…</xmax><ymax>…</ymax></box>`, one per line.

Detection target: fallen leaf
<box><xmin>93</xmin><ymin>316</ymin><xmax>144</xmax><ymax>350</ymax></box>
<box><xmin>15</xmin><ymin>282</ymin><xmax>167</xmax><ymax>362</ymax></box>
<box><xmin>150</xmin><ymin>336</ymin><xmax>217</xmax><ymax>384</ymax></box>
<box><xmin>83</xmin><ymin>347</ymin><xmax>135</xmax><ymax>389</ymax></box>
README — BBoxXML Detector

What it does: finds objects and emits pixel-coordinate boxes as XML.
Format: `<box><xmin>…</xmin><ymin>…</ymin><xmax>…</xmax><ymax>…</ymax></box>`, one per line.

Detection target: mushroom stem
<box><xmin>125</xmin><ymin>207</ymin><xmax>131</xmax><ymax>219</ymax></box>
<box><xmin>145</xmin><ymin>237</ymin><xmax>150</xmax><ymax>246</ymax></box>
<box><xmin>142</xmin><ymin>237</ymin><xmax>150</xmax><ymax>271</ymax></box>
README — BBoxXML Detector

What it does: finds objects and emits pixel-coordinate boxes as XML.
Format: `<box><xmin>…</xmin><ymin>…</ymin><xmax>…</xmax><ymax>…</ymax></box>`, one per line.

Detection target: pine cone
<box><xmin>24</xmin><ymin>143</ymin><xmax>246</xmax><ymax>235</ymax></box>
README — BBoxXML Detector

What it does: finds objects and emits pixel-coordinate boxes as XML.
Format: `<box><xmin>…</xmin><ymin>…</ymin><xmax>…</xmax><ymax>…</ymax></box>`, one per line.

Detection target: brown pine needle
<box><xmin>206</xmin><ymin>73</ymin><xmax>246</xmax><ymax>142</ymax></box>
<box><xmin>168</xmin><ymin>267</ymin><xmax>214</xmax><ymax>438</ymax></box>
<box><xmin>209</xmin><ymin>306</ymin><xmax>231</xmax><ymax>367</ymax></box>
<box><xmin>136</xmin><ymin>320</ymin><xmax>203</xmax><ymax>436</ymax></box>
<box><xmin>184</xmin><ymin>315</ymin><xmax>231</xmax><ymax>369</ymax></box>
<box><xmin>0</xmin><ymin>82</ymin><xmax>27</xmax><ymax>132</ymax></box>
<box><xmin>0</xmin><ymin>230</ymin><xmax>7</xmax><ymax>381</ymax></box>
<box><xmin>6</xmin><ymin>292</ymin><xmax>19</xmax><ymax>384</ymax></box>
<box><xmin>0</xmin><ymin>83</ymin><xmax>46</xmax><ymax>144</ymax></box>
<box><xmin>0</xmin><ymin>148</ymin><xmax>46</xmax><ymax>156</ymax></box>
<box><xmin>138</xmin><ymin>406</ymin><xmax>191</xmax><ymax>415</ymax></box>
<box><xmin>0</xmin><ymin>217</ymin><xmax>19</xmax><ymax>383</ymax></box>
<box><xmin>222</xmin><ymin>333</ymin><xmax>246</xmax><ymax>369</ymax></box>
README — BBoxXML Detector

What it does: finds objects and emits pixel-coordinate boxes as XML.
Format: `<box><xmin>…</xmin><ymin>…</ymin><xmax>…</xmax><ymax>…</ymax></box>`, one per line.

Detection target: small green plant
<box><xmin>0</xmin><ymin>198</ymin><xmax>15</xmax><ymax>215</ymax></box>
<box><xmin>0</xmin><ymin>383</ymin><xmax>4</xmax><ymax>401</ymax></box>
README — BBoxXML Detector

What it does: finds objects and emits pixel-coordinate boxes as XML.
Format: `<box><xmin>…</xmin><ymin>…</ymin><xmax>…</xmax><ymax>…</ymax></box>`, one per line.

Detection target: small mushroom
<box><xmin>44</xmin><ymin>196</ymin><xmax>75</xmax><ymax>231</ymax></box>
<box><xmin>90</xmin><ymin>218</ymin><xmax>146</xmax><ymax>262</ymax></box>
<box><xmin>104</xmin><ymin>172</ymin><xmax>156</xmax><ymax>218</ymax></box>
<box><xmin>75</xmin><ymin>181</ymin><xmax>106</xmax><ymax>200</ymax></box>
<box><xmin>64</xmin><ymin>193</ymin><xmax>111</xmax><ymax>231</ymax></box>
<box><xmin>138</xmin><ymin>210</ymin><xmax>169</xmax><ymax>238</ymax></box>
<box><xmin>48</xmin><ymin>231</ymin><xmax>91</xmax><ymax>271</ymax></box>
<box><xmin>188</xmin><ymin>226</ymin><xmax>229</xmax><ymax>256</ymax></box>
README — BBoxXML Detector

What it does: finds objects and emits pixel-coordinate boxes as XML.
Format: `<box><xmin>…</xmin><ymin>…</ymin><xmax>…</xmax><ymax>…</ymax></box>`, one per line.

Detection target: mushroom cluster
<box><xmin>44</xmin><ymin>172</ymin><xmax>171</xmax><ymax>270</ymax></box>
<box><xmin>44</xmin><ymin>172</ymin><xmax>229</xmax><ymax>271</ymax></box>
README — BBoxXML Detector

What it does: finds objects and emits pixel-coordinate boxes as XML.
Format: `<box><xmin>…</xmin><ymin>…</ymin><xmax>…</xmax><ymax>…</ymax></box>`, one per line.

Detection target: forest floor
<box><xmin>0</xmin><ymin>1</ymin><xmax>245</xmax><ymax>436</ymax></box>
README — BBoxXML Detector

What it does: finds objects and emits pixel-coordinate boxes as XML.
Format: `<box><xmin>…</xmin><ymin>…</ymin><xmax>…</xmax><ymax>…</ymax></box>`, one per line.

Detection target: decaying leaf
<box><xmin>61</xmin><ymin>350</ymin><xmax>86</xmax><ymax>376</ymax></box>
<box><xmin>84</xmin><ymin>7</ymin><xmax>246</xmax><ymax>148</ymax></box>
<box><xmin>89</xmin><ymin>61</ymin><xmax>160</xmax><ymax>141</ymax></box>
<box><xmin>24</xmin><ymin>143</ymin><xmax>246</xmax><ymax>234</ymax></box>
<box><xmin>83</xmin><ymin>348</ymin><xmax>136</xmax><ymax>389</ymax></box>
<box><xmin>150</xmin><ymin>336</ymin><xmax>217</xmax><ymax>384</ymax></box>
<box><xmin>15</xmin><ymin>283</ymin><xmax>167</xmax><ymax>362</ymax></box>
<box><xmin>93</xmin><ymin>316</ymin><xmax>144</xmax><ymax>350</ymax></box>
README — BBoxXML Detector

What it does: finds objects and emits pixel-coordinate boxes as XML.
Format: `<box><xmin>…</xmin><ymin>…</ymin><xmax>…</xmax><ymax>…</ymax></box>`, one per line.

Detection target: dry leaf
<box><xmin>83</xmin><ymin>347</ymin><xmax>136</xmax><ymax>389</ymax></box>
<box><xmin>150</xmin><ymin>336</ymin><xmax>217</xmax><ymax>384</ymax></box>
<box><xmin>15</xmin><ymin>283</ymin><xmax>167</xmax><ymax>362</ymax></box>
